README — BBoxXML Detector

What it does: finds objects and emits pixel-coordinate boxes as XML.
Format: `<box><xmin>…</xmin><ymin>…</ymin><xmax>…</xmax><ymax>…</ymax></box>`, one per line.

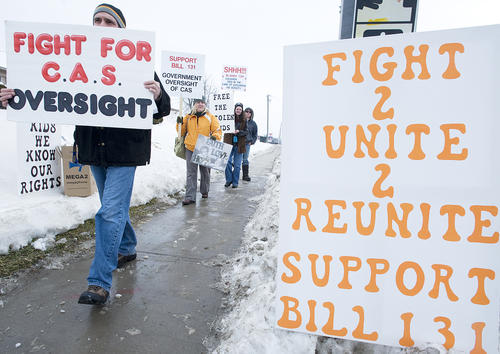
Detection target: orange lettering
<box><xmin>470</xmin><ymin>322</ymin><xmax>486</xmax><ymax>354</ymax></box>
<box><xmin>365</xmin><ymin>258</ymin><xmax>389</xmax><ymax>292</ymax></box>
<box><xmin>352</xmin><ymin>306</ymin><xmax>378</xmax><ymax>341</ymax></box>
<box><xmin>370</xmin><ymin>47</ymin><xmax>396</xmax><ymax>82</ymax></box>
<box><xmin>434</xmin><ymin>316</ymin><xmax>455</xmax><ymax>350</ymax></box>
<box><xmin>406</xmin><ymin>124</ymin><xmax>430</xmax><ymax>160</ymax></box>
<box><xmin>322</xmin><ymin>53</ymin><xmax>347</xmax><ymax>86</ymax></box>
<box><xmin>467</xmin><ymin>205</ymin><xmax>499</xmax><ymax>244</ymax></box>
<box><xmin>386</xmin><ymin>203</ymin><xmax>413</xmax><ymax>237</ymax></box>
<box><xmin>277</xmin><ymin>296</ymin><xmax>302</xmax><ymax>328</ymax></box>
<box><xmin>353</xmin><ymin>201</ymin><xmax>379</xmax><ymax>235</ymax></box>
<box><xmin>469</xmin><ymin>268</ymin><xmax>495</xmax><ymax>305</ymax></box>
<box><xmin>281</xmin><ymin>252</ymin><xmax>301</xmax><ymax>283</ymax></box>
<box><xmin>323</xmin><ymin>200</ymin><xmax>347</xmax><ymax>233</ymax></box>
<box><xmin>323</xmin><ymin>125</ymin><xmax>349</xmax><ymax>158</ymax></box>
<box><xmin>385</xmin><ymin>124</ymin><xmax>397</xmax><ymax>159</ymax></box>
<box><xmin>428</xmin><ymin>264</ymin><xmax>459</xmax><ymax>301</ymax></box>
<box><xmin>399</xmin><ymin>312</ymin><xmax>415</xmax><ymax>347</ymax></box>
<box><xmin>440</xmin><ymin>205</ymin><xmax>465</xmax><ymax>241</ymax></box>
<box><xmin>306</xmin><ymin>300</ymin><xmax>318</xmax><ymax>332</ymax></box>
<box><xmin>372</xmin><ymin>86</ymin><xmax>394</xmax><ymax>120</ymax></box>
<box><xmin>418</xmin><ymin>203</ymin><xmax>431</xmax><ymax>239</ymax></box>
<box><xmin>396</xmin><ymin>261</ymin><xmax>424</xmax><ymax>296</ymax></box>
<box><xmin>338</xmin><ymin>256</ymin><xmax>361</xmax><ymax>289</ymax></box>
<box><xmin>352</xmin><ymin>50</ymin><xmax>364</xmax><ymax>83</ymax></box>
<box><xmin>292</xmin><ymin>198</ymin><xmax>317</xmax><ymax>231</ymax></box>
<box><xmin>373</xmin><ymin>164</ymin><xmax>394</xmax><ymax>198</ymax></box>
<box><xmin>439</xmin><ymin>43</ymin><xmax>464</xmax><ymax>79</ymax></box>
<box><xmin>309</xmin><ymin>254</ymin><xmax>333</xmax><ymax>287</ymax></box>
<box><xmin>402</xmin><ymin>44</ymin><xmax>430</xmax><ymax>80</ymax></box>
<box><xmin>355</xmin><ymin>124</ymin><xmax>380</xmax><ymax>158</ymax></box>
<box><xmin>437</xmin><ymin>124</ymin><xmax>468</xmax><ymax>160</ymax></box>
<box><xmin>322</xmin><ymin>302</ymin><xmax>348</xmax><ymax>336</ymax></box>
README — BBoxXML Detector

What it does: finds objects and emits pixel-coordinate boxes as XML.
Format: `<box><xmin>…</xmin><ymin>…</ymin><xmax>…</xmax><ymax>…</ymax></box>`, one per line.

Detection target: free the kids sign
<box><xmin>5</xmin><ymin>21</ymin><xmax>156</xmax><ymax>129</ymax></box>
<box><xmin>277</xmin><ymin>25</ymin><xmax>500</xmax><ymax>352</ymax></box>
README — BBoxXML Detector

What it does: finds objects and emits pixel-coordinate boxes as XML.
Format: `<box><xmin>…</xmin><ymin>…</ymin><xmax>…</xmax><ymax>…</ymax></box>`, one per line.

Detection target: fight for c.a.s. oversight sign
<box><xmin>5</xmin><ymin>21</ymin><xmax>156</xmax><ymax>129</ymax></box>
<box><xmin>277</xmin><ymin>25</ymin><xmax>500</xmax><ymax>352</ymax></box>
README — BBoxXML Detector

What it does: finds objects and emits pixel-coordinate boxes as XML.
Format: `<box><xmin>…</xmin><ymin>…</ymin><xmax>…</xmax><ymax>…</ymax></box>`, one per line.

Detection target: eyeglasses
<box><xmin>245</xmin><ymin>111</ymin><xmax>251</xmax><ymax>113</ymax></box>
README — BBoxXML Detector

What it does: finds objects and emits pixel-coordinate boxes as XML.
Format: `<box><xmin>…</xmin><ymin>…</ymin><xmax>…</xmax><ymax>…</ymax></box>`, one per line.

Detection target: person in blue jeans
<box><xmin>224</xmin><ymin>103</ymin><xmax>248</xmax><ymax>188</ymax></box>
<box><xmin>72</xmin><ymin>4</ymin><xmax>171</xmax><ymax>305</ymax></box>
<box><xmin>241</xmin><ymin>107</ymin><xmax>258</xmax><ymax>181</ymax></box>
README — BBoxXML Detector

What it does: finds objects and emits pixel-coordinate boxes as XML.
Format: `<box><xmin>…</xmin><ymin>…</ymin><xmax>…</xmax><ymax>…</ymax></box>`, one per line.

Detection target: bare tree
<box><xmin>182</xmin><ymin>77</ymin><xmax>218</xmax><ymax>115</ymax></box>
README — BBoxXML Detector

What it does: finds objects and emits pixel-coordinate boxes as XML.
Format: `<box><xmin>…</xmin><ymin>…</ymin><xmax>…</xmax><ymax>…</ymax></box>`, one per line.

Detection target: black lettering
<box><xmin>99</xmin><ymin>95</ymin><xmax>117</xmax><ymax>116</ymax></box>
<box><xmin>118</xmin><ymin>97</ymin><xmax>135</xmax><ymax>117</ymax></box>
<box><xmin>9</xmin><ymin>89</ymin><xmax>26</xmax><ymax>110</ymax></box>
<box><xmin>136</xmin><ymin>98</ymin><xmax>152</xmax><ymax>118</ymax></box>
<box><xmin>74</xmin><ymin>93</ymin><xmax>88</xmax><ymax>114</ymax></box>
<box><xmin>58</xmin><ymin>91</ymin><xmax>73</xmax><ymax>112</ymax></box>
<box><xmin>25</xmin><ymin>90</ymin><xmax>44</xmax><ymax>110</ymax></box>
<box><xmin>44</xmin><ymin>91</ymin><xmax>57</xmax><ymax>112</ymax></box>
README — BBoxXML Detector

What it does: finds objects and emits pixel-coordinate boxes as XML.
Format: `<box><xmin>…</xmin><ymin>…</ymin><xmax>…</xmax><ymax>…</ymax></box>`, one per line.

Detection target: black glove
<box><xmin>210</xmin><ymin>135</ymin><xmax>217</xmax><ymax>141</ymax></box>
<box><xmin>357</xmin><ymin>0</ymin><xmax>382</xmax><ymax>10</ymax></box>
<box><xmin>176</xmin><ymin>116</ymin><xmax>183</xmax><ymax>124</ymax></box>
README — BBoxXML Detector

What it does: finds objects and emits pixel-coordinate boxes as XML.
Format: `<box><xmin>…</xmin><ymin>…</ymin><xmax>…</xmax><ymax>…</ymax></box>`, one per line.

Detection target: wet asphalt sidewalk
<box><xmin>0</xmin><ymin>146</ymin><xmax>280</xmax><ymax>354</ymax></box>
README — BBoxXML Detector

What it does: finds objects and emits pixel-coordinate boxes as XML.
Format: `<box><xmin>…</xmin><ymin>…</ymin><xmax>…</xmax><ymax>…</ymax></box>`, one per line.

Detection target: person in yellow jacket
<box><xmin>176</xmin><ymin>98</ymin><xmax>222</xmax><ymax>205</ymax></box>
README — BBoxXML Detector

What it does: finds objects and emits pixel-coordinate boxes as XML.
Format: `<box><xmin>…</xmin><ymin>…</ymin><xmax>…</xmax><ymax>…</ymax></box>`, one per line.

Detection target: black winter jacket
<box><xmin>74</xmin><ymin>73</ymin><xmax>170</xmax><ymax>166</ymax></box>
<box><xmin>246</xmin><ymin>119</ymin><xmax>258</xmax><ymax>145</ymax></box>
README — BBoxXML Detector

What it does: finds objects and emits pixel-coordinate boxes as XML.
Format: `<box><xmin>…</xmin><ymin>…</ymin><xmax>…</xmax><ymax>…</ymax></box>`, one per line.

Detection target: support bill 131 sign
<box><xmin>277</xmin><ymin>25</ymin><xmax>500</xmax><ymax>352</ymax></box>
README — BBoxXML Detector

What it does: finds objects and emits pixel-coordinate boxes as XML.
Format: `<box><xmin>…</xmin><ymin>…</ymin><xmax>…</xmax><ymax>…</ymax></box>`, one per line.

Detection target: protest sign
<box><xmin>211</xmin><ymin>91</ymin><xmax>234</xmax><ymax>133</ymax></box>
<box><xmin>277</xmin><ymin>25</ymin><xmax>500</xmax><ymax>353</ymax></box>
<box><xmin>17</xmin><ymin>123</ymin><xmax>61</xmax><ymax>195</ymax></box>
<box><xmin>221</xmin><ymin>65</ymin><xmax>247</xmax><ymax>91</ymax></box>
<box><xmin>161</xmin><ymin>51</ymin><xmax>205</xmax><ymax>98</ymax></box>
<box><xmin>191</xmin><ymin>135</ymin><xmax>231</xmax><ymax>171</ymax></box>
<box><xmin>5</xmin><ymin>21</ymin><xmax>155</xmax><ymax>129</ymax></box>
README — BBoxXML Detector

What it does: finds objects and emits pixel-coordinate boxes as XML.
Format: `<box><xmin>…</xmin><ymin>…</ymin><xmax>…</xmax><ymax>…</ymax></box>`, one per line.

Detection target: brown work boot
<box><xmin>117</xmin><ymin>253</ymin><xmax>137</xmax><ymax>268</ymax></box>
<box><xmin>78</xmin><ymin>285</ymin><xmax>109</xmax><ymax>305</ymax></box>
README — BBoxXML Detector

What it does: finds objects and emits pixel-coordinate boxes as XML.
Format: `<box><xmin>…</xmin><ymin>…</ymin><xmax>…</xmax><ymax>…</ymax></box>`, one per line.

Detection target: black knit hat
<box><xmin>94</xmin><ymin>3</ymin><xmax>127</xmax><ymax>28</ymax></box>
<box><xmin>234</xmin><ymin>102</ymin><xmax>243</xmax><ymax>109</ymax></box>
<box><xmin>193</xmin><ymin>98</ymin><xmax>206</xmax><ymax>104</ymax></box>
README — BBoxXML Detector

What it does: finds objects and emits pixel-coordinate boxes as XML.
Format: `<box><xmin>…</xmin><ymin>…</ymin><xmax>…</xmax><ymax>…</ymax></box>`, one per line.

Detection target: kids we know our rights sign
<box><xmin>5</xmin><ymin>21</ymin><xmax>156</xmax><ymax>129</ymax></box>
<box><xmin>277</xmin><ymin>25</ymin><xmax>500</xmax><ymax>352</ymax></box>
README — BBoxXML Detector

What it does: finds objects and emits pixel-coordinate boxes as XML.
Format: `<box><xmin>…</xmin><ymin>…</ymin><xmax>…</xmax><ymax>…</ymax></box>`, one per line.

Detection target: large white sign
<box><xmin>210</xmin><ymin>91</ymin><xmax>234</xmax><ymax>133</ymax></box>
<box><xmin>17</xmin><ymin>122</ymin><xmax>62</xmax><ymax>195</ymax></box>
<box><xmin>5</xmin><ymin>21</ymin><xmax>156</xmax><ymax>129</ymax></box>
<box><xmin>161</xmin><ymin>51</ymin><xmax>205</xmax><ymax>99</ymax></box>
<box><xmin>221</xmin><ymin>65</ymin><xmax>247</xmax><ymax>91</ymax></box>
<box><xmin>191</xmin><ymin>135</ymin><xmax>231</xmax><ymax>171</ymax></box>
<box><xmin>278</xmin><ymin>25</ymin><xmax>500</xmax><ymax>353</ymax></box>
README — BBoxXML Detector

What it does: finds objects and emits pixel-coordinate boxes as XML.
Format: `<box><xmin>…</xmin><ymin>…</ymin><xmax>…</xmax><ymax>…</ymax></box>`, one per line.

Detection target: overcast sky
<box><xmin>1</xmin><ymin>0</ymin><xmax>499</xmax><ymax>137</ymax></box>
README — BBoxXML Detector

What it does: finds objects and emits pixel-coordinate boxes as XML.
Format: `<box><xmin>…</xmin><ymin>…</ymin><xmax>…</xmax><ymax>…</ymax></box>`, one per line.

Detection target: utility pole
<box><xmin>266</xmin><ymin>94</ymin><xmax>271</xmax><ymax>139</ymax></box>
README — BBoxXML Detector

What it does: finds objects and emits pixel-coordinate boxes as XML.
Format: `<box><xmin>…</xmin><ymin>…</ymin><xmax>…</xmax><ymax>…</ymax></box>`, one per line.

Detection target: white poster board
<box><xmin>191</xmin><ymin>135</ymin><xmax>231</xmax><ymax>171</ymax></box>
<box><xmin>277</xmin><ymin>25</ymin><xmax>500</xmax><ymax>353</ymax></box>
<box><xmin>211</xmin><ymin>91</ymin><xmax>234</xmax><ymax>133</ymax></box>
<box><xmin>221</xmin><ymin>65</ymin><xmax>247</xmax><ymax>91</ymax></box>
<box><xmin>17</xmin><ymin>123</ymin><xmax>62</xmax><ymax>195</ymax></box>
<box><xmin>161</xmin><ymin>51</ymin><xmax>205</xmax><ymax>99</ymax></box>
<box><xmin>5</xmin><ymin>21</ymin><xmax>155</xmax><ymax>129</ymax></box>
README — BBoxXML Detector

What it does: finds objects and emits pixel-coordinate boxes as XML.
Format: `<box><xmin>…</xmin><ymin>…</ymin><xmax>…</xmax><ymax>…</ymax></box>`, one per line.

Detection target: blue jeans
<box><xmin>225</xmin><ymin>145</ymin><xmax>243</xmax><ymax>186</ymax></box>
<box><xmin>88</xmin><ymin>165</ymin><xmax>137</xmax><ymax>292</ymax></box>
<box><xmin>242</xmin><ymin>143</ymin><xmax>251</xmax><ymax>166</ymax></box>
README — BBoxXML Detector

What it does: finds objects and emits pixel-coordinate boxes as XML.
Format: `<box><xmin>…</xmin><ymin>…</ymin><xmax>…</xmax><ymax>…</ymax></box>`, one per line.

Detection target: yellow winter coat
<box><xmin>177</xmin><ymin>110</ymin><xmax>222</xmax><ymax>151</ymax></box>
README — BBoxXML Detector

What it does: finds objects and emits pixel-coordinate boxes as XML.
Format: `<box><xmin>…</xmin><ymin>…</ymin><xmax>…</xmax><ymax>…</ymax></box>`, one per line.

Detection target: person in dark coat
<box><xmin>241</xmin><ymin>107</ymin><xmax>258</xmax><ymax>181</ymax></box>
<box><xmin>223</xmin><ymin>102</ymin><xmax>247</xmax><ymax>188</ymax></box>
<box><xmin>74</xmin><ymin>4</ymin><xmax>171</xmax><ymax>305</ymax></box>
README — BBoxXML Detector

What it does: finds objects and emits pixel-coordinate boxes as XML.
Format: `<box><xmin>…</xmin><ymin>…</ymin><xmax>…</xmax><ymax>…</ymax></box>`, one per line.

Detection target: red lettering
<box><xmin>116</xmin><ymin>39</ymin><xmax>136</xmax><ymax>61</ymax></box>
<box><xmin>71</xmin><ymin>35</ymin><xmax>87</xmax><ymax>55</ymax></box>
<box><xmin>53</xmin><ymin>35</ymin><xmax>71</xmax><ymax>55</ymax></box>
<box><xmin>136</xmin><ymin>41</ymin><xmax>152</xmax><ymax>61</ymax></box>
<box><xmin>13</xmin><ymin>32</ymin><xmax>26</xmax><ymax>53</ymax></box>
<box><xmin>101</xmin><ymin>37</ymin><xmax>114</xmax><ymax>58</ymax></box>
<box><xmin>35</xmin><ymin>33</ymin><xmax>53</xmax><ymax>55</ymax></box>
<box><xmin>101</xmin><ymin>65</ymin><xmax>116</xmax><ymax>85</ymax></box>
<box><xmin>69</xmin><ymin>63</ymin><xmax>88</xmax><ymax>83</ymax></box>
<box><xmin>41</xmin><ymin>62</ymin><xmax>61</xmax><ymax>82</ymax></box>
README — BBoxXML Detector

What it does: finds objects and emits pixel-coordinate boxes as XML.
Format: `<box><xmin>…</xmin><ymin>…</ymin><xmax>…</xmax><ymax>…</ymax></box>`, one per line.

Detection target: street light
<box><xmin>266</xmin><ymin>94</ymin><xmax>271</xmax><ymax>140</ymax></box>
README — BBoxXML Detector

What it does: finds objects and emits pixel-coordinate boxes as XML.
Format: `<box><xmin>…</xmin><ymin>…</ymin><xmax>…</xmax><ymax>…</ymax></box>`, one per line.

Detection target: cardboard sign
<box><xmin>211</xmin><ymin>91</ymin><xmax>234</xmax><ymax>133</ymax></box>
<box><xmin>354</xmin><ymin>0</ymin><xmax>418</xmax><ymax>38</ymax></box>
<box><xmin>5</xmin><ymin>21</ymin><xmax>155</xmax><ymax>129</ymax></box>
<box><xmin>161</xmin><ymin>51</ymin><xmax>205</xmax><ymax>98</ymax></box>
<box><xmin>277</xmin><ymin>25</ymin><xmax>500</xmax><ymax>353</ymax></box>
<box><xmin>191</xmin><ymin>135</ymin><xmax>231</xmax><ymax>171</ymax></box>
<box><xmin>221</xmin><ymin>65</ymin><xmax>247</xmax><ymax>91</ymax></box>
<box><xmin>17</xmin><ymin>122</ymin><xmax>62</xmax><ymax>195</ymax></box>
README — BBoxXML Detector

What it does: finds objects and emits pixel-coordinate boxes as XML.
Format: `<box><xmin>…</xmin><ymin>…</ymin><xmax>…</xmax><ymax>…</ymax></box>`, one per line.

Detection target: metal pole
<box><xmin>266</xmin><ymin>94</ymin><xmax>270</xmax><ymax>139</ymax></box>
<box><xmin>340</xmin><ymin>0</ymin><xmax>356</xmax><ymax>40</ymax></box>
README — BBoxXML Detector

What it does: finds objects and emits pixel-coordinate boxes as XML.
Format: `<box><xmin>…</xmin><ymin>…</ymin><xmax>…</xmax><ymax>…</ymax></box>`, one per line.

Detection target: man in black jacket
<box><xmin>242</xmin><ymin>107</ymin><xmax>258</xmax><ymax>181</ymax></box>
<box><xmin>75</xmin><ymin>4</ymin><xmax>171</xmax><ymax>305</ymax></box>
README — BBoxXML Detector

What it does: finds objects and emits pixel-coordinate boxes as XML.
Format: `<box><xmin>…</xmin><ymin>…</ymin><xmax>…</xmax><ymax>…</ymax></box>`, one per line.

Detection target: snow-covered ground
<box><xmin>0</xmin><ymin>109</ymin><xmax>272</xmax><ymax>254</ymax></box>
